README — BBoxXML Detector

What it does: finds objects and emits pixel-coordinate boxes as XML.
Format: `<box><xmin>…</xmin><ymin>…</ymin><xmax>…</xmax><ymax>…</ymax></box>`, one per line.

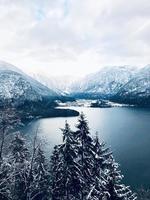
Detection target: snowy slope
<box><xmin>0</xmin><ymin>61</ymin><xmax>60</xmax><ymax>107</ymax></box>
<box><xmin>70</xmin><ymin>66</ymin><xmax>137</xmax><ymax>97</ymax></box>
<box><xmin>30</xmin><ymin>65</ymin><xmax>150</xmax><ymax>106</ymax></box>
<box><xmin>3</xmin><ymin>61</ymin><xmax>148</xmax><ymax>107</ymax></box>
<box><xmin>115</xmin><ymin>65</ymin><xmax>150</xmax><ymax>105</ymax></box>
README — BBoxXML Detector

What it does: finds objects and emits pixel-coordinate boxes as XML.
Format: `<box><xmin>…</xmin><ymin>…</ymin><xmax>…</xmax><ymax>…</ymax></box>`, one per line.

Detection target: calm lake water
<box><xmin>21</xmin><ymin>107</ymin><xmax>150</xmax><ymax>189</ymax></box>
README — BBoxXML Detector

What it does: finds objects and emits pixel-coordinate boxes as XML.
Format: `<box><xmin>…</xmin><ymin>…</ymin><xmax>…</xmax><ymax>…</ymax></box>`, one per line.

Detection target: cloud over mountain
<box><xmin>0</xmin><ymin>0</ymin><xmax>150</xmax><ymax>76</ymax></box>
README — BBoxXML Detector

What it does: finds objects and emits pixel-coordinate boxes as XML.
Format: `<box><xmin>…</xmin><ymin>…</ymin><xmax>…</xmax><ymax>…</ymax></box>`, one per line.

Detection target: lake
<box><xmin>21</xmin><ymin>107</ymin><xmax>150</xmax><ymax>189</ymax></box>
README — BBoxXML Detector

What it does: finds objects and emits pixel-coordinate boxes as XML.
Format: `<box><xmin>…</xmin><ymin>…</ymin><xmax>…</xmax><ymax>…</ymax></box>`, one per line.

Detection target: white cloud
<box><xmin>0</xmin><ymin>0</ymin><xmax>150</xmax><ymax>76</ymax></box>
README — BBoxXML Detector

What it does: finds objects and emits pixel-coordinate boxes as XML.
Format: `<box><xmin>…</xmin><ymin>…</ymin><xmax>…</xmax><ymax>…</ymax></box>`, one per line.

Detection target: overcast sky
<box><xmin>0</xmin><ymin>0</ymin><xmax>150</xmax><ymax>76</ymax></box>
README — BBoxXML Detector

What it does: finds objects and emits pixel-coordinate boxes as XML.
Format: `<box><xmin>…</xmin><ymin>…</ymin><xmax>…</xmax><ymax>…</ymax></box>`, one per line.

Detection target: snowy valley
<box><xmin>31</xmin><ymin>65</ymin><xmax>150</xmax><ymax>107</ymax></box>
<box><xmin>0</xmin><ymin>61</ymin><xmax>149</xmax><ymax>110</ymax></box>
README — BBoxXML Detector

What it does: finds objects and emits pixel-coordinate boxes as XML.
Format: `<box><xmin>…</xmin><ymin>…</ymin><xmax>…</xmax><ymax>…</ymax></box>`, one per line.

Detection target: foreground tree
<box><xmin>87</xmin><ymin>134</ymin><xmax>112</xmax><ymax>199</ymax></box>
<box><xmin>50</xmin><ymin>113</ymin><xmax>137</xmax><ymax>200</ymax></box>
<box><xmin>50</xmin><ymin>121</ymin><xmax>82</xmax><ymax>200</ymax></box>
<box><xmin>32</xmin><ymin>146</ymin><xmax>50</xmax><ymax>200</ymax></box>
<box><xmin>50</xmin><ymin>145</ymin><xmax>60</xmax><ymax>200</ymax></box>
<box><xmin>76</xmin><ymin>113</ymin><xmax>95</xmax><ymax>199</ymax></box>
<box><xmin>9</xmin><ymin>133</ymin><xmax>30</xmax><ymax>200</ymax></box>
<box><xmin>106</xmin><ymin>156</ymin><xmax>137</xmax><ymax>200</ymax></box>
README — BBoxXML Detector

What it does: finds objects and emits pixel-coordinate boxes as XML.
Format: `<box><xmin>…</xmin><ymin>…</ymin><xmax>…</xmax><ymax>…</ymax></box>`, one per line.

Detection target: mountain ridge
<box><xmin>0</xmin><ymin>61</ymin><xmax>61</xmax><ymax>109</ymax></box>
<box><xmin>0</xmin><ymin>61</ymin><xmax>149</xmax><ymax>107</ymax></box>
<box><xmin>30</xmin><ymin>64</ymin><xmax>150</xmax><ymax>106</ymax></box>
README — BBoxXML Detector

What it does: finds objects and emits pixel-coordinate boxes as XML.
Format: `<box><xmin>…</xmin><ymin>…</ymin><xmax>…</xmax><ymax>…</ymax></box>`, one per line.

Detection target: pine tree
<box><xmin>106</xmin><ymin>156</ymin><xmax>137</xmax><ymax>200</ymax></box>
<box><xmin>50</xmin><ymin>121</ymin><xmax>82</xmax><ymax>200</ymax></box>
<box><xmin>50</xmin><ymin>113</ymin><xmax>137</xmax><ymax>200</ymax></box>
<box><xmin>75</xmin><ymin>113</ymin><xmax>95</xmax><ymax>199</ymax></box>
<box><xmin>87</xmin><ymin>134</ymin><xmax>112</xmax><ymax>200</ymax></box>
<box><xmin>51</xmin><ymin>144</ymin><xmax>67</xmax><ymax>200</ymax></box>
<box><xmin>9</xmin><ymin>132</ymin><xmax>30</xmax><ymax>200</ymax></box>
<box><xmin>31</xmin><ymin>146</ymin><xmax>50</xmax><ymax>200</ymax></box>
<box><xmin>50</xmin><ymin>145</ymin><xmax>61</xmax><ymax>200</ymax></box>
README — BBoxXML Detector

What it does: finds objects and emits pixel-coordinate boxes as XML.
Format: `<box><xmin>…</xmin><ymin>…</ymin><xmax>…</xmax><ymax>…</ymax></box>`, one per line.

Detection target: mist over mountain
<box><xmin>30</xmin><ymin>73</ymin><xmax>78</xmax><ymax>95</ymax></box>
<box><xmin>0</xmin><ymin>61</ymin><xmax>149</xmax><ymax>107</ymax></box>
<box><xmin>31</xmin><ymin>64</ymin><xmax>150</xmax><ymax>106</ymax></box>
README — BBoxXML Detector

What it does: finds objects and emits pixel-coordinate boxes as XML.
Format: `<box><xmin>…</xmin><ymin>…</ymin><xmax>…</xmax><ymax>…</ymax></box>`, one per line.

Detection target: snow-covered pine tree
<box><xmin>50</xmin><ymin>145</ymin><xmax>60</xmax><ymax>200</ymax></box>
<box><xmin>50</xmin><ymin>144</ymin><xmax>63</xmax><ymax>200</ymax></box>
<box><xmin>87</xmin><ymin>134</ymin><xmax>112</xmax><ymax>200</ymax></box>
<box><xmin>75</xmin><ymin>114</ymin><xmax>136</xmax><ymax>200</ymax></box>
<box><xmin>9</xmin><ymin>132</ymin><xmax>30</xmax><ymax>200</ymax></box>
<box><xmin>106</xmin><ymin>156</ymin><xmax>137</xmax><ymax>200</ymax></box>
<box><xmin>50</xmin><ymin>121</ymin><xmax>82</xmax><ymax>200</ymax></box>
<box><xmin>61</xmin><ymin>121</ymin><xmax>83</xmax><ymax>200</ymax></box>
<box><xmin>50</xmin><ymin>113</ymin><xmax>137</xmax><ymax>200</ymax></box>
<box><xmin>75</xmin><ymin>113</ymin><xmax>95</xmax><ymax>200</ymax></box>
<box><xmin>31</xmin><ymin>146</ymin><xmax>50</xmax><ymax>200</ymax></box>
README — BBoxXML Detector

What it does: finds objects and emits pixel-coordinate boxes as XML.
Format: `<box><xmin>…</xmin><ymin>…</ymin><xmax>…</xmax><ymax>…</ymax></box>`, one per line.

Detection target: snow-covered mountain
<box><xmin>115</xmin><ymin>65</ymin><xmax>150</xmax><ymax>106</ymax></box>
<box><xmin>0</xmin><ymin>60</ymin><xmax>23</xmax><ymax>73</ymax></box>
<box><xmin>3</xmin><ymin>61</ymin><xmax>148</xmax><ymax>107</ymax></box>
<box><xmin>69</xmin><ymin>65</ymin><xmax>150</xmax><ymax>106</ymax></box>
<box><xmin>70</xmin><ymin>66</ymin><xmax>138</xmax><ymax>98</ymax></box>
<box><xmin>0</xmin><ymin>61</ymin><xmax>60</xmax><ymax>107</ymax></box>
